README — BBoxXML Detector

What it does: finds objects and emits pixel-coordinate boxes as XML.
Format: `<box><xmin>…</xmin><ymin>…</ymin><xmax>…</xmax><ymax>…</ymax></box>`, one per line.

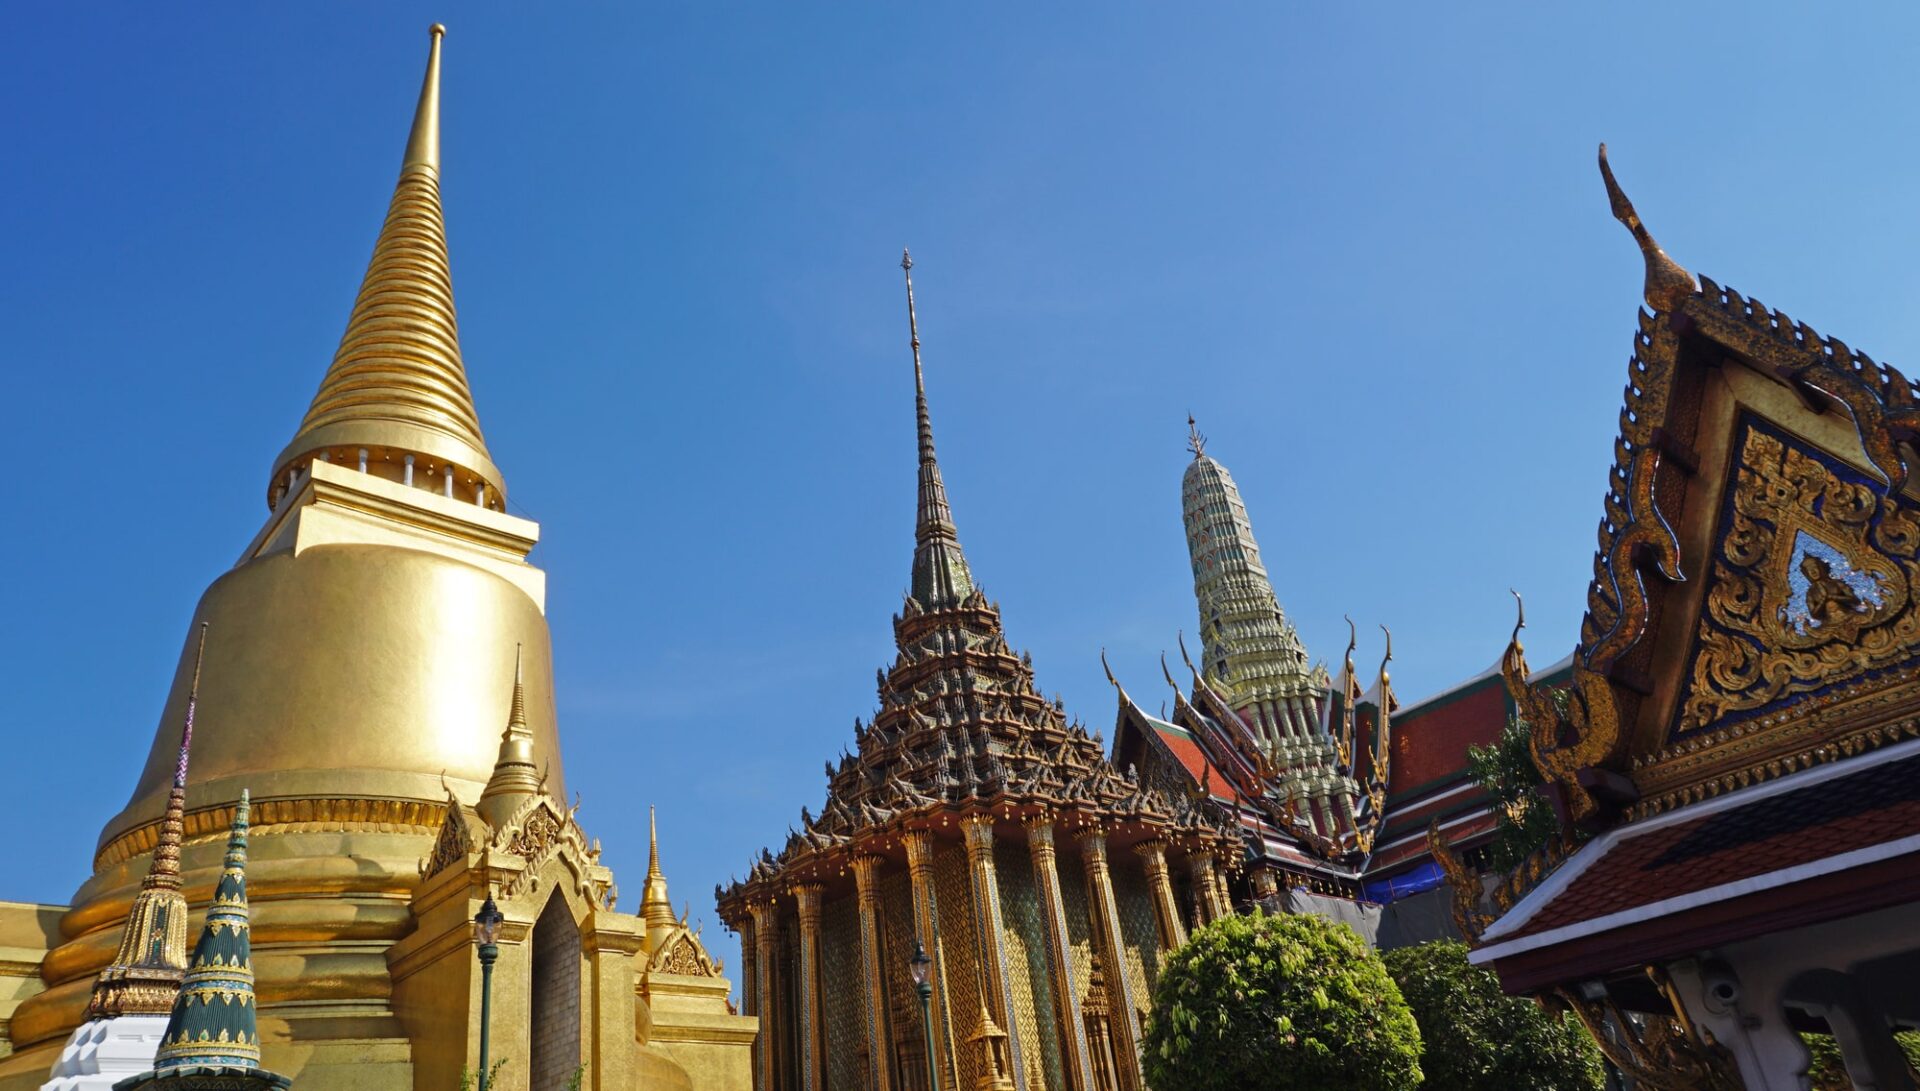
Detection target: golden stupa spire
<box><xmin>641</xmin><ymin>805</ymin><xmax>676</xmax><ymax>950</ymax></box>
<box><xmin>86</xmin><ymin>623</ymin><xmax>209</xmax><ymax>1018</ymax></box>
<box><xmin>269</xmin><ymin>23</ymin><xmax>507</xmax><ymax>511</ymax></box>
<box><xmin>476</xmin><ymin>643</ymin><xmax>541</xmax><ymax>829</ymax></box>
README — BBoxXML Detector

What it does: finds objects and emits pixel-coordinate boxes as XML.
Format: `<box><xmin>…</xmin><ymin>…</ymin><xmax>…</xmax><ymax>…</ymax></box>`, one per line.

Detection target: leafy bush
<box><xmin>1382</xmin><ymin>941</ymin><xmax>1603</xmax><ymax>1091</ymax></box>
<box><xmin>1142</xmin><ymin>909</ymin><xmax>1423</xmax><ymax>1091</ymax></box>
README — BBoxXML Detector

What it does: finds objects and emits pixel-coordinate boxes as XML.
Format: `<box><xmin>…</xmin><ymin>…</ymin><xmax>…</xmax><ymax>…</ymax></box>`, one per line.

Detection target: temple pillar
<box><xmin>749</xmin><ymin>899</ymin><xmax>779</xmax><ymax>1091</ymax></box>
<box><xmin>1076</xmin><ymin>829</ymin><xmax>1142</xmax><ymax>1091</ymax></box>
<box><xmin>1027</xmin><ymin>821</ymin><xmax>1096</xmax><ymax>1091</ymax></box>
<box><xmin>904</xmin><ymin>831</ymin><xmax>959</xmax><ymax>1091</ymax></box>
<box><xmin>853</xmin><ymin>854</ymin><xmax>896</xmax><ymax>1091</ymax></box>
<box><xmin>961</xmin><ymin>816</ymin><xmax>1026</xmax><ymax>1091</ymax></box>
<box><xmin>792</xmin><ymin>883</ymin><xmax>826</xmax><ymax>1091</ymax></box>
<box><xmin>738</xmin><ymin>915</ymin><xmax>759</xmax><ymax>1022</ymax></box>
<box><xmin>1186</xmin><ymin>854</ymin><xmax>1216</xmax><ymax>928</ymax></box>
<box><xmin>1132</xmin><ymin>839</ymin><xmax>1185</xmax><ymax>953</ymax></box>
<box><xmin>1209</xmin><ymin>855</ymin><xmax>1235</xmax><ymax>919</ymax></box>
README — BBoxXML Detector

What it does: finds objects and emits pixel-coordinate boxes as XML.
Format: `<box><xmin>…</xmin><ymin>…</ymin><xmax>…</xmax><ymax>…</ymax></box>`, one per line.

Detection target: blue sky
<box><xmin>7</xmin><ymin>4</ymin><xmax>1920</xmax><ymax>983</ymax></box>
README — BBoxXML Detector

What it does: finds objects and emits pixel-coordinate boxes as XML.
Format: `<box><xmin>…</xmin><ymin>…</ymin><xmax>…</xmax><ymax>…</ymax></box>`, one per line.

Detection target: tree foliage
<box><xmin>1381</xmin><ymin>941</ymin><xmax>1603</xmax><ymax>1091</ymax></box>
<box><xmin>1803</xmin><ymin>1032</ymin><xmax>1920</xmax><ymax>1089</ymax></box>
<box><xmin>1142</xmin><ymin>909</ymin><xmax>1423</xmax><ymax>1091</ymax></box>
<box><xmin>1466</xmin><ymin>713</ymin><xmax>1562</xmax><ymax>872</ymax></box>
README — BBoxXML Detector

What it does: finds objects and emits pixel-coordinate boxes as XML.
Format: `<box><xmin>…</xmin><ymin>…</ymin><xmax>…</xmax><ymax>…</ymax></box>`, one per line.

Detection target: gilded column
<box><xmin>961</xmin><ymin>815</ymin><xmax>1027</xmax><ymax>1091</ymax></box>
<box><xmin>739</xmin><ymin>915</ymin><xmax>760</xmax><ymax>1021</ymax></box>
<box><xmin>1133</xmin><ymin>839</ymin><xmax>1186</xmax><ymax>953</ymax></box>
<box><xmin>904</xmin><ymin>830</ymin><xmax>959</xmax><ymax>1091</ymax></box>
<box><xmin>1207</xmin><ymin>854</ymin><xmax>1234</xmax><ymax>920</ymax></box>
<box><xmin>1077</xmin><ymin>829</ymin><xmax>1143</xmax><ymax>1091</ymax></box>
<box><xmin>1249</xmin><ymin>866</ymin><xmax>1280</xmax><ymax>905</ymax></box>
<box><xmin>750</xmin><ymin>898</ymin><xmax>781</xmax><ymax>1091</ymax></box>
<box><xmin>853</xmin><ymin>854</ymin><xmax>896</xmax><ymax>1091</ymax></box>
<box><xmin>1187</xmin><ymin>854</ymin><xmax>1218</xmax><ymax>927</ymax></box>
<box><xmin>793</xmin><ymin>883</ymin><xmax>827</xmax><ymax>1091</ymax></box>
<box><xmin>1027</xmin><ymin>820</ymin><xmax>1097</xmax><ymax>1091</ymax></box>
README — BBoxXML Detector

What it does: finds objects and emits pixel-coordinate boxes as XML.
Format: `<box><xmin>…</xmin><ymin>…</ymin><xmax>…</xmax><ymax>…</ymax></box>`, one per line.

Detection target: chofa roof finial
<box><xmin>1598</xmin><ymin>143</ymin><xmax>1696</xmax><ymax>313</ymax></box>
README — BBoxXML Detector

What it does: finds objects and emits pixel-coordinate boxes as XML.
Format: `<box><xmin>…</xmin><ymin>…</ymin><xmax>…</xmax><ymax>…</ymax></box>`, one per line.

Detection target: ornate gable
<box><xmin>1485</xmin><ymin>146</ymin><xmax>1920</xmax><ymax>898</ymax></box>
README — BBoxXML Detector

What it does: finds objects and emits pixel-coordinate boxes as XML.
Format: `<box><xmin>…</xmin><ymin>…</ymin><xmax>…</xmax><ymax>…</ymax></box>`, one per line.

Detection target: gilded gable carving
<box><xmin>1675</xmin><ymin>418</ymin><xmax>1920</xmax><ymax>738</ymax></box>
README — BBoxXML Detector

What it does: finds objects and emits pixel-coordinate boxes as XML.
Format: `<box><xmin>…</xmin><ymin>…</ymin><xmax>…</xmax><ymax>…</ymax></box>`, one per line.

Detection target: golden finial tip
<box><xmin>430</xmin><ymin>23</ymin><xmax>446</xmax><ymax>38</ymax></box>
<box><xmin>901</xmin><ymin>247</ymin><xmax>913</xmax><ymax>272</ymax></box>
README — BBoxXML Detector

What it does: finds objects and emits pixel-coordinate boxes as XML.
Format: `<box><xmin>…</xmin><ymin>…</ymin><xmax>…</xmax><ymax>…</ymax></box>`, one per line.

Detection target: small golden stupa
<box><xmin>0</xmin><ymin>25</ymin><xmax>752</xmax><ymax>1091</ymax></box>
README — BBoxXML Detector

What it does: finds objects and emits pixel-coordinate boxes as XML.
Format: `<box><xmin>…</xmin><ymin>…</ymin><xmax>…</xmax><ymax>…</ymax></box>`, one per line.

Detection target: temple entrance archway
<box><xmin>529</xmin><ymin>892</ymin><xmax>582</xmax><ymax>1090</ymax></box>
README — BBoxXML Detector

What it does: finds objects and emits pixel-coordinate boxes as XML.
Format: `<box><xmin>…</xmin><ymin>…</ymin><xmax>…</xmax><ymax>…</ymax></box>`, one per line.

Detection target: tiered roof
<box><xmin>720</xmin><ymin>256</ymin><xmax>1236</xmax><ymax>907</ymax></box>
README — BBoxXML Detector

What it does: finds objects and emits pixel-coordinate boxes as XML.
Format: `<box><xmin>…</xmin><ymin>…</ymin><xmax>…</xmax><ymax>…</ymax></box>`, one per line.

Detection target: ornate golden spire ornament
<box><xmin>1598</xmin><ymin>142</ymin><xmax>1696</xmax><ymax>313</ymax></box>
<box><xmin>1187</xmin><ymin>413</ymin><xmax>1206</xmax><ymax>459</ymax></box>
<box><xmin>269</xmin><ymin>23</ymin><xmax>506</xmax><ymax>510</ymax></box>
<box><xmin>85</xmin><ymin>624</ymin><xmax>209</xmax><ymax>1019</ymax></box>
<box><xmin>900</xmin><ymin>248</ymin><xmax>976</xmax><ymax>609</ymax></box>
<box><xmin>476</xmin><ymin>643</ymin><xmax>541</xmax><ymax>829</ymax></box>
<box><xmin>641</xmin><ymin>805</ymin><xmax>676</xmax><ymax>950</ymax></box>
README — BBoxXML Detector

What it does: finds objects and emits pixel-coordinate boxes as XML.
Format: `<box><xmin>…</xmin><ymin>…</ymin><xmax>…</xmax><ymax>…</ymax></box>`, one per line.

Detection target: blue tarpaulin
<box><xmin>1361</xmin><ymin>860</ymin><xmax>1444</xmax><ymax>905</ymax></box>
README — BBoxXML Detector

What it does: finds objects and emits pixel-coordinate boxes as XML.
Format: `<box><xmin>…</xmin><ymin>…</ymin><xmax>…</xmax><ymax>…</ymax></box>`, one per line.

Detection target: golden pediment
<box><xmin>1675</xmin><ymin>419</ymin><xmax>1920</xmax><ymax>738</ymax></box>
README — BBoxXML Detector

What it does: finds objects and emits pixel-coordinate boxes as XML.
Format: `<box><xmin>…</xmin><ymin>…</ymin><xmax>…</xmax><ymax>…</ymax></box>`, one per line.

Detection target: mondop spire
<box><xmin>901</xmin><ymin>250</ymin><xmax>975</xmax><ymax>610</ymax></box>
<box><xmin>268</xmin><ymin>24</ymin><xmax>506</xmax><ymax>510</ymax></box>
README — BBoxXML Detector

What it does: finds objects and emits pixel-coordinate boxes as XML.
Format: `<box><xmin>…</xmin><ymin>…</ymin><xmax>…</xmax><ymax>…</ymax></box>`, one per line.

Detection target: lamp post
<box><xmin>474</xmin><ymin>894</ymin><xmax>505</xmax><ymax>1090</ymax></box>
<box><xmin>910</xmin><ymin>939</ymin><xmax>937</xmax><ymax>1091</ymax></box>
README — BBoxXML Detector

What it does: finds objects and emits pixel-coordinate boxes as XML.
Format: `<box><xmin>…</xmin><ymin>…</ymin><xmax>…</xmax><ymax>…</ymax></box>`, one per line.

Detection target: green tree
<box><xmin>1466</xmin><ymin>713</ymin><xmax>1563</xmax><ymax>871</ymax></box>
<box><xmin>1382</xmin><ymin>940</ymin><xmax>1603</xmax><ymax>1091</ymax></box>
<box><xmin>1143</xmin><ymin>909</ymin><xmax>1423</xmax><ymax>1091</ymax></box>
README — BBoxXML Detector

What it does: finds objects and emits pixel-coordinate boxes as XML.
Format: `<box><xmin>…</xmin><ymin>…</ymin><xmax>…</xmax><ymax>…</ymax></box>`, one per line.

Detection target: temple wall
<box><xmin>820</xmin><ymin>894</ymin><xmax>863</xmax><ymax>1091</ymax></box>
<box><xmin>996</xmin><ymin>843</ymin><xmax>1062</xmax><ymax>1091</ymax></box>
<box><xmin>931</xmin><ymin>841</ymin><xmax>981</xmax><ymax>1091</ymax></box>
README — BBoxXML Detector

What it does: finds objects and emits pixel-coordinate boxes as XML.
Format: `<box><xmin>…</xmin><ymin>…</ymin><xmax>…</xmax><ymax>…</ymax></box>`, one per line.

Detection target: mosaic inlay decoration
<box><xmin>1674</xmin><ymin>415</ymin><xmax>1920</xmax><ymax>739</ymax></box>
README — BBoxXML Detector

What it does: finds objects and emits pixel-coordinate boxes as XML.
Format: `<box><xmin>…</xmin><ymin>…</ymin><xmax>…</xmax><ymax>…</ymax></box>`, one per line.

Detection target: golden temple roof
<box><xmin>269</xmin><ymin>24</ymin><xmax>506</xmax><ymax>509</ymax></box>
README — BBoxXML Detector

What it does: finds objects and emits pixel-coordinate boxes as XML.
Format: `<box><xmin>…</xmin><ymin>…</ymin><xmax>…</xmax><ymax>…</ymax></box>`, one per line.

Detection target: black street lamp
<box><xmin>910</xmin><ymin>939</ymin><xmax>937</xmax><ymax>1091</ymax></box>
<box><xmin>474</xmin><ymin>895</ymin><xmax>505</xmax><ymax>1090</ymax></box>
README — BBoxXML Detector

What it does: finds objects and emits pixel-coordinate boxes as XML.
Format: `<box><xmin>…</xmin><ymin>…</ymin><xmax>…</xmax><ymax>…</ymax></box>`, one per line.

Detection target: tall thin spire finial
<box><xmin>899</xmin><ymin>249</ymin><xmax>975</xmax><ymax>609</ymax></box>
<box><xmin>1187</xmin><ymin>414</ymin><xmax>1207</xmax><ymax>459</ymax></box>
<box><xmin>903</xmin><ymin>248</ymin><xmax>934</xmax><ymax>466</ymax></box>
<box><xmin>405</xmin><ymin>24</ymin><xmax>446</xmax><ymax>171</ymax></box>
<box><xmin>641</xmin><ymin>804</ymin><xmax>675</xmax><ymax>943</ymax></box>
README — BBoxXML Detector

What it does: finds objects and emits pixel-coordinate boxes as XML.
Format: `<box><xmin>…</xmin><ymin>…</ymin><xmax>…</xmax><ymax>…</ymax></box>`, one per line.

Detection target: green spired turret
<box><xmin>115</xmin><ymin>792</ymin><xmax>291</xmax><ymax>1090</ymax></box>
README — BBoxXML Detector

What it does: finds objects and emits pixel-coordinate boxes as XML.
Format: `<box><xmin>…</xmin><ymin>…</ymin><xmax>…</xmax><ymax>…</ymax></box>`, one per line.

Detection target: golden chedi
<box><xmin>0</xmin><ymin>26</ymin><xmax>751</xmax><ymax>1091</ymax></box>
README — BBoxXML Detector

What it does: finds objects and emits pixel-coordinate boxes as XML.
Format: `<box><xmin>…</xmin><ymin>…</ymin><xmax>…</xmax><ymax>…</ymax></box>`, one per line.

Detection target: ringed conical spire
<box><xmin>901</xmin><ymin>249</ymin><xmax>975</xmax><ymax>610</ymax></box>
<box><xmin>268</xmin><ymin>23</ymin><xmax>506</xmax><ymax>511</ymax></box>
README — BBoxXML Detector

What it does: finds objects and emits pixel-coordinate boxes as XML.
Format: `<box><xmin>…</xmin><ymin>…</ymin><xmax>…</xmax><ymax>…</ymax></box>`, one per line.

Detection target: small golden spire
<box><xmin>1598</xmin><ymin>143</ymin><xmax>1695</xmax><ymax>312</ymax></box>
<box><xmin>641</xmin><ymin>805</ymin><xmax>676</xmax><ymax>950</ymax></box>
<box><xmin>477</xmin><ymin>644</ymin><xmax>541</xmax><ymax>829</ymax></box>
<box><xmin>1187</xmin><ymin>414</ymin><xmax>1207</xmax><ymax>459</ymax></box>
<box><xmin>270</xmin><ymin>23</ymin><xmax>505</xmax><ymax>510</ymax></box>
